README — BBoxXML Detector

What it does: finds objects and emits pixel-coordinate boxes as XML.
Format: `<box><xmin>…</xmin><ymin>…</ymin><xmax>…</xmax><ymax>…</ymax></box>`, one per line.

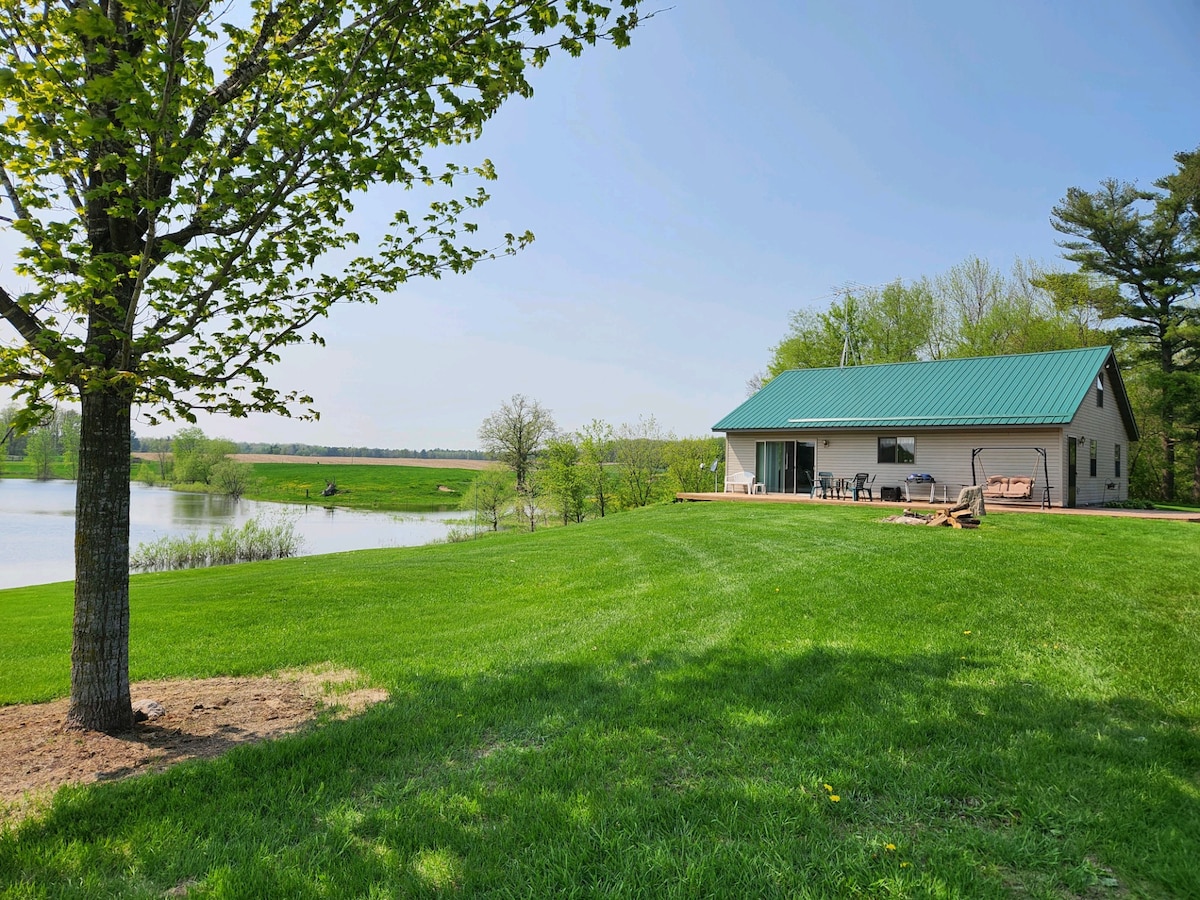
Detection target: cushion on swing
<box><xmin>1002</xmin><ymin>476</ymin><xmax>1034</xmax><ymax>499</ymax></box>
<box><xmin>983</xmin><ymin>476</ymin><xmax>1008</xmax><ymax>497</ymax></box>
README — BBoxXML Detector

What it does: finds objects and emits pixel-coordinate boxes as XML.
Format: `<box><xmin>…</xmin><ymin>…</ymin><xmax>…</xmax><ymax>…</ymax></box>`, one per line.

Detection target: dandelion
<box><xmin>900</xmin><ymin>861</ymin><xmax>911</xmax><ymax>868</ymax></box>
<box><xmin>884</xmin><ymin>843</ymin><xmax>896</xmax><ymax>852</ymax></box>
<box><xmin>963</xmin><ymin>630</ymin><xmax>972</xmax><ymax>635</ymax></box>
<box><xmin>829</xmin><ymin>795</ymin><xmax>840</xmax><ymax>802</ymax></box>
<box><xmin>823</xmin><ymin>784</ymin><xmax>833</xmax><ymax>793</ymax></box>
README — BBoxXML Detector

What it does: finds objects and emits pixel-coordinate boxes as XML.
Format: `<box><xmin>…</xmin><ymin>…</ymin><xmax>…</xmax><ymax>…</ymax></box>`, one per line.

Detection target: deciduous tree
<box><xmin>860</xmin><ymin>279</ymin><xmax>936</xmax><ymax>363</ymax></box>
<box><xmin>615</xmin><ymin>414</ymin><xmax>666</xmax><ymax>508</ymax></box>
<box><xmin>171</xmin><ymin>427</ymin><xmax>235</xmax><ymax>485</ymax></box>
<box><xmin>211</xmin><ymin>458</ymin><xmax>252</xmax><ymax>500</ymax></box>
<box><xmin>461</xmin><ymin>468</ymin><xmax>516</xmax><ymax>532</ymax></box>
<box><xmin>765</xmin><ymin>283</ymin><xmax>935</xmax><ymax>378</ymax></box>
<box><xmin>143</xmin><ymin>436</ymin><xmax>174</xmax><ymax>481</ymax></box>
<box><xmin>541</xmin><ymin>434</ymin><xmax>587</xmax><ymax>524</ymax></box>
<box><xmin>478</xmin><ymin>394</ymin><xmax>557</xmax><ymax>490</ymax></box>
<box><xmin>578</xmin><ymin>418</ymin><xmax>615</xmax><ymax>517</ymax></box>
<box><xmin>24</xmin><ymin>424</ymin><xmax>55</xmax><ymax>479</ymax></box>
<box><xmin>0</xmin><ymin>0</ymin><xmax>643</xmax><ymax>732</ymax></box>
<box><xmin>662</xmin><ymin>435</ymin><xmax>724</xmax><ymax>493</ymax></box>
<box><xmin>59</xmin><ymin>411</ymin><xmax>82</xmax><ymax>480</ymax></box>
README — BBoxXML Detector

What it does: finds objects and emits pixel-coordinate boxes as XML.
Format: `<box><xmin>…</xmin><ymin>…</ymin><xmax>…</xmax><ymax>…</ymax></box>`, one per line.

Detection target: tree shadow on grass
<box><xmin>3</xmin><ymin>647</ymin><xmax>1197</xmax><ymax>898</ymax></box>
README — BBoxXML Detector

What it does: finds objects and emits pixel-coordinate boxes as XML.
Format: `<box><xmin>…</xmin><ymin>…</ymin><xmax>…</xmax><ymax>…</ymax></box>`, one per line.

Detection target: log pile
<box><xmin>889</xmin><ymin>504</ymin><xmax>981</xmax><ymax>529</ymax></box>
<box><xmin>921</xmin><ymin>502</ymin><xmax>980</xmax><ymax>528</ymax></box>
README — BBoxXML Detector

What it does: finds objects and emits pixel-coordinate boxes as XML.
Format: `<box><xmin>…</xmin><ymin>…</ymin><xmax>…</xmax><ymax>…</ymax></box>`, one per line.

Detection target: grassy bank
<box><xmin>0</xmin><ymin>459</ymin><xmax>77</xmax><ymax>480</ymax></box>
<box><xmin>2</xmin><ymin>503</ymin><xmax>1199</xmax><ymax>897</ymax></box>
<box><xmin>234</xmin><ymin>461</ymin><xmax>477</xmax><ymax>511</ymax></box>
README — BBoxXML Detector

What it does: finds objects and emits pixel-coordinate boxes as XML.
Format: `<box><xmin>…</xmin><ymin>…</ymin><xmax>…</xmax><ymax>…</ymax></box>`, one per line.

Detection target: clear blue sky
<box><xmin>7</xmin><ymin>1</ymin><xmax>1200</xmax><ymax>450</ymax></box>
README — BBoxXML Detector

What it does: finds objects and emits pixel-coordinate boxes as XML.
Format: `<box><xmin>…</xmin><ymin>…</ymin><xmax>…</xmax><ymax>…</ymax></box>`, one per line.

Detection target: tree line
<box><xmin>759</xmin><ymin>147</ymin><xmax>1200</xmax><ymax>503</ymax></box>
<box><xmin>469</xmin><ymin>394</ymin><xmax>724</xmax><ymax>532</ymax></box>
<box><xmin>757</xmin><ymin>257</ymin><xmax>1109</xmax><ymax>386</ymax></box>
<box><xmin>228</xmin><ymin>443</ymin><xmax>488</xmax><ymax>460</ymax></box>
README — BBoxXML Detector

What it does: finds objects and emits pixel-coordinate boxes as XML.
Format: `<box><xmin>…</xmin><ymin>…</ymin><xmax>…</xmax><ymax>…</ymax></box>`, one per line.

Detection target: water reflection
<box><xmin>0</xmin><ymin>479</ymin><xmax>470</xmax><ymax>590</ymax></box>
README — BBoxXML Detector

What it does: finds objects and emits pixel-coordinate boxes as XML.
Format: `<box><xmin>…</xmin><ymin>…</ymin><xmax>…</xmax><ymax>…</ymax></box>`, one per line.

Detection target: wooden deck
<box><xmin>675</xmin><ymin>491</ymin><xmax>1200</xmax><ymax>521</ymax></box>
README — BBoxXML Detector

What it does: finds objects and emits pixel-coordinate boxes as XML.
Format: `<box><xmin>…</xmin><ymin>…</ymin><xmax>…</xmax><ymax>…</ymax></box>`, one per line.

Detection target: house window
<box><xmin>877</xmin><ymin>436</ymin><xmax>916</xmax><ymax>464</ymax></box>
<box><xmin>1089</xmin><ymin>440</ymin><xmax>1097</xmax><ymax>477</ymax></box>
<box><xmin>1115</xmin><ymin>444</ymin><xmax>1121</xmax><ymax>477</ymax></box>
<box><xmin>1097</xmin><ymin>375</ymin><xmax>1104</xmax><ymax>408</ymax></box>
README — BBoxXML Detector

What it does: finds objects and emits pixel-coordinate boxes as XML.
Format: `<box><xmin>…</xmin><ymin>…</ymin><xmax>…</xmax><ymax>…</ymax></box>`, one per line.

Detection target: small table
<box><xmin>903</xmin><ymin>481</ymin><xmax>950</xmax><ymax>503</ymax></box>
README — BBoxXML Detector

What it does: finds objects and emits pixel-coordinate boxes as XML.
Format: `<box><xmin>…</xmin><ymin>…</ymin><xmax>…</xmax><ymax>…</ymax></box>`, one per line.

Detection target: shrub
<box><xmin>1103</xmin><ymin>498</ymin><xmax>1157</xmax><ymax>509</ymax></box>
<box><xmin>134</xmin><ymin>461</ymin><xmax>161</xmax><ymax>486</ymax></box>
<box><xmin>130</xmin><ymin>515</ymin><xmax>303</xmax><ymax>572</ymax></box>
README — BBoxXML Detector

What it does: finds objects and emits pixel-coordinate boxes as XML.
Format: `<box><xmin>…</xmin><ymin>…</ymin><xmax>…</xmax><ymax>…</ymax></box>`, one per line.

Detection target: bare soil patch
<box><xmin>0</xmin><ymin>667</ymin><xmax>387</xmax><ymax>822</ymax></box>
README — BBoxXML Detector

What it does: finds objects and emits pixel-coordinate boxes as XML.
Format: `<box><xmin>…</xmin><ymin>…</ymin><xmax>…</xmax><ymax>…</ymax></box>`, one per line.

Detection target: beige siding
<box><xmin>1061</xmin><ymin>370</ymin><xmax>1133</xmax><ymax>505</ymax></box>
<box><xmin>725</xmin><ymin>427</ymin><xmax>1069</xmax><ymax>504</ymax></box>
<box><xmin>726</xmin><ymin>434</ymin><xmax>757</xmax><ymax>478</ymax></box>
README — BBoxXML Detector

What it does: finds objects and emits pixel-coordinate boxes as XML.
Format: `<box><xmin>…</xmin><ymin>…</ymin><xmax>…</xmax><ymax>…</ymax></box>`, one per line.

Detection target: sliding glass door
<box><xmin>755</xmin><ymin>441</ymin><xmax>815</xmax><ymax>493</ymax></box>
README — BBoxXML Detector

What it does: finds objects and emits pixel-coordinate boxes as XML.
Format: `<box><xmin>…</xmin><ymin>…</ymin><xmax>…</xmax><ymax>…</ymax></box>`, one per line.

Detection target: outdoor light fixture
<box><xmin>822</xmin><ymin>439</ymin><xmax>830</xmax><ymax>447</ymax></box>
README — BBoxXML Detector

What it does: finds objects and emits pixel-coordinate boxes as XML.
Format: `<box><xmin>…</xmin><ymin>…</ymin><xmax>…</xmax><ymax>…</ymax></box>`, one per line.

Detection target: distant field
<box><xmin>130</xmin><ymin>452</ymin><xmax>497</xmax><ymax>470</ymax></box>
<box><xmin>128</xmin><ymin>453</ymin><xmax>494</xmax><ymax>511</ymax></box>
<box><xmin>238</xmin><ymin>461</ymin><xmax>480</xmax><ymax>511</ymax></box>
<box><xmin>231</xmin><ymin>454</ymin><xmax>497</xmax><ymax>470</ymax></box>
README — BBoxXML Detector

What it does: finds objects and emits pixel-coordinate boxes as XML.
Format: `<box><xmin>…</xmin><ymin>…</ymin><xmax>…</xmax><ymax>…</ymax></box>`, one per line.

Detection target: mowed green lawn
<box><xmin>238</xmin><ymin>461</ymin><xmax>480</xmax><ymax>510</ymax></box>
<box><xmin>2</xmin><ymin>503</ymin><xmax>1198</xmax><ymax>898</ymax></box>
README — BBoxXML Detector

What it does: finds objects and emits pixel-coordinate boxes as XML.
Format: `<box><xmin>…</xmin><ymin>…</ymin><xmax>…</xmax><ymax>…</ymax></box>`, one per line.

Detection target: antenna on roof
<box><xmin>837</xmin><ymin>285</ymin><xmax>858</xmax><ymax>368</ymax></box>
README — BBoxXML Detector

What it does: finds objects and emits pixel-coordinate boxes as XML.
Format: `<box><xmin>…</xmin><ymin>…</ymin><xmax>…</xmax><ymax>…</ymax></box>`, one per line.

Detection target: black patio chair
<box><xmin>850</xmin><ymin>472</ymin><xmax>874</xmax><ymax>501</ymax></box>
<box><xmin>812</xmin><ymin>471</ymin><xmax>837</xmax><ymax>499</ymax></box>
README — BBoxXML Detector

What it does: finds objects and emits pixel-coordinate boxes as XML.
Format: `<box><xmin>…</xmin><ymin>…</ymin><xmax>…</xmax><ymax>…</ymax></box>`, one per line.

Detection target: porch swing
<box><xmin>971</xmin><ymin>447</ymin><xmax>1052</xmax><ymax>509</ymax></box>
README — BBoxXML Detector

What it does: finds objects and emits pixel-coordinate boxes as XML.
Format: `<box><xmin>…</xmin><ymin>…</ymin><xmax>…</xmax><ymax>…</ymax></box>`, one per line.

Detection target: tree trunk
<box><xmin>1194</xmin><ymin>429</ymin><xmax>1200</xmax><ymax>505</ymax></box>
<box><xmin>66</xmin><ymin>389</ymin><xmax>133</xmax><ymax>733</ymax></box>
<box><xmin>1162</xmin><ymin>433</ymin><xmax>1176</xmax><ymax>502</ymax></box>
<box><xmin>1159</xmin><ymin>339</ymin><xmax>1176</xmax><ymax>502</ymax></box>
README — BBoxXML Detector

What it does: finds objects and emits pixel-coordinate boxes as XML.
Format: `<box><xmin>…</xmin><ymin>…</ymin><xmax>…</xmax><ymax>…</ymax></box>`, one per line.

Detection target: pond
<box><xmin>0</xmin><ymin>479</ymin><xmax>473</xmax><ymax>590</ymax></box>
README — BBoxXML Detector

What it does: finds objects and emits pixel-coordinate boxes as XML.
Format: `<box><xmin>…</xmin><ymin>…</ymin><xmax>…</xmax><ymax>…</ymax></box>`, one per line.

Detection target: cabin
<box><xmin>712</xmin><ymin>347</ymin><xmax>1138</xmax><ymax>507</ymax></box>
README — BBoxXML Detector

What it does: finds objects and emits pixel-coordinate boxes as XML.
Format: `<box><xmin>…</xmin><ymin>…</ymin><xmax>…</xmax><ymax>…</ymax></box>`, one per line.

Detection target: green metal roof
<box><xmin>714</xmin><ymin>346</ymin><xmax>1137</xmax><ymax>436</ymax></box>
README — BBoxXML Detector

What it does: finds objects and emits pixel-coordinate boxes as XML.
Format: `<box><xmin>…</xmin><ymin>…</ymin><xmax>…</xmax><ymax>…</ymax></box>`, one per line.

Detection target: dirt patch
<box><xmin>0</xmin><ymin>667</ymin><xmax>387</xmax><ymax>822</ymax></box>
<box><xmin>882</xmin><ymin>512</ymin><xmax>940</xmax><ymax>525</ymax></box>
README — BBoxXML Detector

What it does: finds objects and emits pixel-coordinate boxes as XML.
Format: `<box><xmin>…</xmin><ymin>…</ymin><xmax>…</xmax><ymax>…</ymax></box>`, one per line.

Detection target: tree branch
<box><xmin>0</xmin><ymin>284</ymin><xmax>46</xmax><ymax>345</ymax></box>
<box><xmin>0</xmin><ymin>165</ymin><xmax>31</xmax><ymax>223</ymax></box>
